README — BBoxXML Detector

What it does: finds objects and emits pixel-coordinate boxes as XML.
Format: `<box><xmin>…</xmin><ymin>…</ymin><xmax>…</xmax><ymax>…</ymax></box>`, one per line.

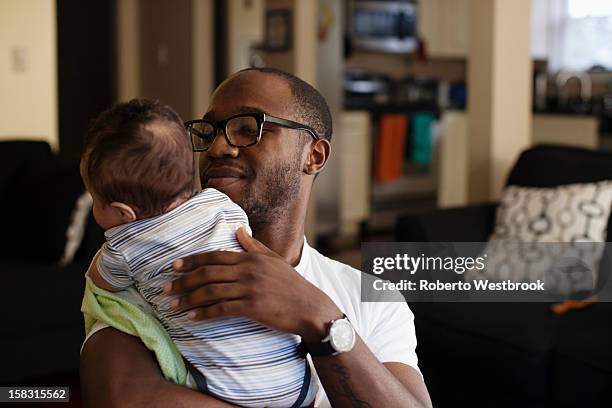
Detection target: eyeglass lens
<box><xmin>189</xmin><ymin>116</ymin><xmax>260</xmax><ymax>151</ymax></box>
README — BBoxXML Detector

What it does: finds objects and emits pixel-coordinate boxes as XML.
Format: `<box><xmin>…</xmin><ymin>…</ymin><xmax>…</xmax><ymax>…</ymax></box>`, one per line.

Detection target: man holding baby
<box><xmin>80</xmin><ymin>67</ymin><xmax>431</xmax><ymax>408</ymax></box>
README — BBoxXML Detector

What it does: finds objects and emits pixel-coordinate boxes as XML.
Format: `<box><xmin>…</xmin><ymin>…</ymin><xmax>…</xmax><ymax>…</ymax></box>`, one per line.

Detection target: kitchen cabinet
<box><xmin>418</xmin><ymin>0</ymin><xmax>469</xmax><ymax>58</ymax></box>
<box><xmin>338</xmin><ymin>111</ymin><xmax>372</xmax><ymax>236</ymax></box>
<box><xmin>418</xmin><ymin>0</ymin><xmax>549</xmax><ymax>59</ymax></box>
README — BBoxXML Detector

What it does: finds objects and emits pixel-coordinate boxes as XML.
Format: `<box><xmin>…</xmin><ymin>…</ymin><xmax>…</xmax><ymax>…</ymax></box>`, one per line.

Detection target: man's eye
<box><xmin>238</xmin><ymin>126</ymin><xmax>258</xmax><ymax>135</ymax></box>
<box><xmin>195</xmin><ymin>131</ymin><xmax>214</xmax><ymax>140</ymax></box>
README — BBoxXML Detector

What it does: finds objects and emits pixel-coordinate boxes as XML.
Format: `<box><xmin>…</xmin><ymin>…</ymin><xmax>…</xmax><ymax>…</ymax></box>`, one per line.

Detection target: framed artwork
<box><xmin>265</xmin><ymin>9</ymin><xmax>291</xmax><ymax>52</ymax></box>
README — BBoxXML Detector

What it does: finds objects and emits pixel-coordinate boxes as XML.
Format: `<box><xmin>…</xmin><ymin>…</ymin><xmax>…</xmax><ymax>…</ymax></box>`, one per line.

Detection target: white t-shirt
<box><xmin>83</xmin><ymin>238</ymin><xmax>420</xmax><ymax>408</ymax></box>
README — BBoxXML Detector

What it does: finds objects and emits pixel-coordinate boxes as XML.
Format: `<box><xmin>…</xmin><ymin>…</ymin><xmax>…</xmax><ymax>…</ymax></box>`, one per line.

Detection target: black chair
<box><xmin>0</xmin><ymin>141</ymin><xmax>104</xmax><ymax>384</ymax></box>
<box><xmin>396</xmin><ymin>144</ymin><xmax>612</xmax><ymax>408</ymax></box>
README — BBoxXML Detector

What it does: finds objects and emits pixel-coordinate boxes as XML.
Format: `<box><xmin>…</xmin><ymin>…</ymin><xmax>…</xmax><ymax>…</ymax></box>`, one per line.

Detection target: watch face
<box><xmin>330</xmin><ymin>319</ymin><xmax>356</xmax><ymax>353</ymax></box>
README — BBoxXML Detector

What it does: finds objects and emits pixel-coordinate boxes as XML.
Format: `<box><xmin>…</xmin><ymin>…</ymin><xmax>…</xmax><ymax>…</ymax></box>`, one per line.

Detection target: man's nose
<box><xmin>206</xmin><ymin>129</ymin><xmax>239</xmax><ymax>159</ymax></box>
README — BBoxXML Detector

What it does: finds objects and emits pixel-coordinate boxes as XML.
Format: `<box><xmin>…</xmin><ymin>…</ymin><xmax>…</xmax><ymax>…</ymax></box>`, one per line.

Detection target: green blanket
<box><xmin>81</xmin><ymin>276</ymin><xmax>187</xmax><ymax>384</ymax></box>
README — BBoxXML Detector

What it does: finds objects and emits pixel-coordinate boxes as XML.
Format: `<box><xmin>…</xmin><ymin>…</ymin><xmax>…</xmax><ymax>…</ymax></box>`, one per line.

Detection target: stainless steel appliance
<box><xmin>349</xmin><ymin>0</ymin><xmax>417</xmax><ymax>53</ymax></box>
<box><xmin>344</xmin><ymin>69</ymin><xmax>392</xmax><ymax>108</ymax></box>
<box><xmin>394</xmin><ymin>77</ymin><xmax>439</xmax><ymax>107</ymax></box>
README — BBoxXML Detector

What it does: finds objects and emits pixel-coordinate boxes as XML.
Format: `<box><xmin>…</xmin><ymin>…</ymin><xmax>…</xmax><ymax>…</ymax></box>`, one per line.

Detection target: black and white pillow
<box><xmin>491</xmin><ymin>181</ymin><xmax>612</xmax><ymax>242</ymax></box>
<box><xmin>58</xmin><ymin>191</ymin><xmax>94</xmax><ymax>267</ymax></box>
<box><xmin>465</xmin><ymin>181</ymin><xmax>612</xmax><ymax>297</ymax></box>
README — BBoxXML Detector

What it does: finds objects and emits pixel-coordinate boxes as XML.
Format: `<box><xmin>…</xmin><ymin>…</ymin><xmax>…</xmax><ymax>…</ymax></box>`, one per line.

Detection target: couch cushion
<box><xmin>0</xmin><ymin>141</ymin><xmax>52</xmax><ymax>197</ymax></box>
<box><xmin>507</xmin><ymin>144</ymin><xmax>612</xmax><ymax>188</ymax></box>
<box><xmin>0</xmin><ymin>141</ymin><xmax>54</xmax><ymax>254</ymax></box>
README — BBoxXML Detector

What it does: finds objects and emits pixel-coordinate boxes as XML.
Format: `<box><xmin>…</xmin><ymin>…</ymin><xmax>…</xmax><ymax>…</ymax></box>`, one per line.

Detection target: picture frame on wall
<box><xmin>264</xmin><ymin>9</ymin><xmax>291</xmax><ymax>52</ymax></box>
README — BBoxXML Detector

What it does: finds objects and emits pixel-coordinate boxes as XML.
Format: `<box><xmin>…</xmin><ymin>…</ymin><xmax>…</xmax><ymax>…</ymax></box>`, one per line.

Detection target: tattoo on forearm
<box><xmin>332</xmin><ymin>363</ymin><xmax>372</xmax><ymax>408</ymax></box>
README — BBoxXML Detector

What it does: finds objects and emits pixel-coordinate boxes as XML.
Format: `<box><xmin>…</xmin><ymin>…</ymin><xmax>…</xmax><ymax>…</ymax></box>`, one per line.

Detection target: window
<box><xmin>548</xmin><ymin>0</ymin><xmax>612</xmax><ymax>71</ymax></box>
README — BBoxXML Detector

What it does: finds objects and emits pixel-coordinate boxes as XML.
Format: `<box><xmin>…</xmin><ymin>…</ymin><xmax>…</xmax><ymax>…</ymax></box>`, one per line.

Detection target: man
<box><xmin>80</xmin><ymin>67</ymin><xmax>432</xmax><ymax>408</ymax></box>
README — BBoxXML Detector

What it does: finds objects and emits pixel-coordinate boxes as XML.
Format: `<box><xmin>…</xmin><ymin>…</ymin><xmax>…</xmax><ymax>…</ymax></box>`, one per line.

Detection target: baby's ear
<box><xmin>110</xmin><ymin>202</ymin><xmax>137</xmax><ymax>223</ymax></box>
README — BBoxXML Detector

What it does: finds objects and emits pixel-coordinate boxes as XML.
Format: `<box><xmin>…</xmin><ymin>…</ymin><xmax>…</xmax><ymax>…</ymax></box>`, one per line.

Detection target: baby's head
<box><xmin>81</xmin><ymin>98</ymin><xmax>193</xmax><ymax>230</ymax></box>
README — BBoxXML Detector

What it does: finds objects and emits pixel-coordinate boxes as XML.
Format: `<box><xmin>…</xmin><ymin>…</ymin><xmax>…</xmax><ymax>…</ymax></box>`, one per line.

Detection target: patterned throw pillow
<box><xmin>465</xmin><ymin>181</ymin><xmax>612</xmax><ymax>298</ymax></box>
<box><xmin>491</xmin><ymin>182</ymin><xmax>612</xmax><ymax>242</ymax></box>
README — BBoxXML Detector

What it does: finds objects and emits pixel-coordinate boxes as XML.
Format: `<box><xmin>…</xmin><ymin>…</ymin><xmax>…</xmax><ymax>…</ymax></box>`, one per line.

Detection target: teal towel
<box><xmin>410</xmin><ymin>113</ymin><xmax>434</xmax><ymax>165</ymax></box>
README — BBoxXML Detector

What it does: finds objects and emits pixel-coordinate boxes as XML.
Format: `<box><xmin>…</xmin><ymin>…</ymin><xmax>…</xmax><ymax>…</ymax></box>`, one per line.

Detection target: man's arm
<box><xmin>80</xmin><ymin>327</ymin><xmax>238</xmax><ymax>408</ymax></box>
<box><xmin>312</xmin><ymin>338</ymin><xmax>431</xmax><ymax>408</ymax></box>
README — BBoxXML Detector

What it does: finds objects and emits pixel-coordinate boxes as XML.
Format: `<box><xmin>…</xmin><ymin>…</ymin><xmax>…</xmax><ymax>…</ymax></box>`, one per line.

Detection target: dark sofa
<box><xmin>0</xmin><ymin>141</ymin><xmax>104</xmax><ymax>384</ymax></box>
<box><xmin>397</xmin><ymin>145</ymin><xmax>612</xmax><ymax>407</ymax></box>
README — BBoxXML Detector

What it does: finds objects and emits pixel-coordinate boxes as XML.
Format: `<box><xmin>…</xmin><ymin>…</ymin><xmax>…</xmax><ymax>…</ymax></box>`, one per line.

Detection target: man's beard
<box><xmin>239</xmin><ymin>154</ymin><xmax>302</xmax><ymax>225</ymax></box>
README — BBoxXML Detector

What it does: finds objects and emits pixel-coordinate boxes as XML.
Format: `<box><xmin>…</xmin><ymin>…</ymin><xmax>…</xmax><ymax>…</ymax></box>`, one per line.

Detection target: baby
<box><xmin>81</xmin><ymin>99</ymin><xmax>314</xmax><ymax>408</ymax></box>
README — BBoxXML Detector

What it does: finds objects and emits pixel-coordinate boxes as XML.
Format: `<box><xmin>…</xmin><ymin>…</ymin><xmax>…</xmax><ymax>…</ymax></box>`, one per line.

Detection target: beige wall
<box><xmin>467</xmin><ymin>0</ymin><xmax>532</xmax><ymax>202</ymax></box>
<box><xmin>116</xmin><ymin>0</ymin><xmax>214</xmax><ymax>119</ymax></box>
<box><xmin>227</xmin><ymin>0</ymin><xmax>264</xmax><ymax>74</ymax></box>
<box><xmin>192</xmin><ymin>0</ymin><xmax>214</xmax><ymax>117</ymax></box>
<box><xmin>139</xmin><ymin>0</ymin><xmax>193</xmax><ymax>120</ymax></box>
<box><xmin>0</xmin><ymin>0</ymin><xmax>58</xmax><ymax>150</ymax></box>
<box><xmin>116</xmin><ymin>0</ymin><xmax>140</xmax><ymax>101</ymax></box>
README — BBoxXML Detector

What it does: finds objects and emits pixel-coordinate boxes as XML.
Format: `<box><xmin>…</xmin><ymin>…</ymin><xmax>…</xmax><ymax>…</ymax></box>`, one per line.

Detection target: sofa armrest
<box><xmin>395</xmin><ymin>202</ymin><xmax>498</xmax><ymax>242</ymax></box>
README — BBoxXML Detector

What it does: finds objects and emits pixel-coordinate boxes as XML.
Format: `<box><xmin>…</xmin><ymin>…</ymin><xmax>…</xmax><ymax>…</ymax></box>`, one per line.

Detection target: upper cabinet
<box><xmin>418</xmin><ymin>0</ymin><xmax>549</xmax><ymax>59</ymax></box>
<box><xmin>418</xmin><ymin>0</ymin><xmax>469</xmax><ymax>58</ymax></box>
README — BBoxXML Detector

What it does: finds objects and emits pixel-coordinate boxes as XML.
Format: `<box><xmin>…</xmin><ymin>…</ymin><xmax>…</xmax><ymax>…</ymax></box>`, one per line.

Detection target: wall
<box><xmin>192</xmin><ymin>0</ymin><xmax>215</xmax><ymax>118</ymax></box>
<box><xmin>117</xmin><ymin>0</ymin><xmax>140</xmax><ymax>101</ymax></box>
<box><xmin>316</xmin><ymin>0</ymin><xmax>343</xmax><ymax>235</ymax></box>
<box><xmin>140</xmin><ymin>0</ymin><xmax>193</xmax><ymax>121</ymax></box>
<box><xmin>227</xmin><ymin>0</ymin><xmax>264</xmax><ymax>74</ymax></box>
<box><xmin>117</xmin><ymin>0</ymin><xmax>213</xmax><ymax>119</ymax></box>
<box><xmin>56</xmin><ymin>0</ymin><xmax>115</xmax><ymax>161</ymax></box>
<box><xmin>467</xmin><ymin>0</ymin><xmax>532</xmax><ymax>201</ymax></box>
<box><xmin>0</xmin><ymin>0</ymin><xmax>58</xmax><ymax>150</ymax></box>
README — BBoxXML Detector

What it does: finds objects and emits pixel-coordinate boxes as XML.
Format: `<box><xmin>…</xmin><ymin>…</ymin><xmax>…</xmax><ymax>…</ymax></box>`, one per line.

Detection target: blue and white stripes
<box><xmin>96</xmin><ymin>188</ymin><xmax>310</xmax><ymax>407</ymax></box>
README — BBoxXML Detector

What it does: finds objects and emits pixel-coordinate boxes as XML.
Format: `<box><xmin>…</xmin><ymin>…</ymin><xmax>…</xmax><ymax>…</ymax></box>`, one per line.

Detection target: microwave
<box><xmin>349</xmin><ymin>0</ymin><xmax>418</xmax><ymax>54</ymax></box>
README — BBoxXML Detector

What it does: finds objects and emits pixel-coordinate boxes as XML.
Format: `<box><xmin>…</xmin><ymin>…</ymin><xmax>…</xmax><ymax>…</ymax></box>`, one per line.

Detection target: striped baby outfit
<box><xmin>96</xmin><ymin>188</ymin><xmax>313</xmax><ymax>407</ymax></box>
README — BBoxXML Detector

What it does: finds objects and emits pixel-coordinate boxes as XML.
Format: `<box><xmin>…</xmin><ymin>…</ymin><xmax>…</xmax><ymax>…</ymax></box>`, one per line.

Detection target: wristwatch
<box><xmin>302</xmin><ymin>315</ymin><xmax>356</xmax><ymax>356</ymax></box>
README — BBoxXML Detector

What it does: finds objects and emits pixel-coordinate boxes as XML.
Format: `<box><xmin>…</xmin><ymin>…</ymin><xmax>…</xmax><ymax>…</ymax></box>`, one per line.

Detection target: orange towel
<box><xmin>375</xmin><ymin>114</ymin><xmax>408</xmax><ymax>182</ymax></box>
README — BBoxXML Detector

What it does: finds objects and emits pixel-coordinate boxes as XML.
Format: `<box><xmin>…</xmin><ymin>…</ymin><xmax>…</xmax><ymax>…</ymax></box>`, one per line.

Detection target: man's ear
<box><xmin>110</xmin><ymin>202</ymin><xmax>137</xmax><ymax>223</ymax></box>
<box><xmin>304</xmin><ymin>138</ymin><xmax>331</xmax><ymax>175</ymax></box>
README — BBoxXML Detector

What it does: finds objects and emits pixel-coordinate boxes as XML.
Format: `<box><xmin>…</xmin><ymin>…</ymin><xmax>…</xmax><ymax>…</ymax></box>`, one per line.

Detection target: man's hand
<box><xmin>164</xmin><ymin>227</ymin><xmax>341</xmax><ymax>342</ymax></box>
<box><xmin>163</xmin><ymin>227</ymin><xmax>431</xmax><ymax>408</ymax></box>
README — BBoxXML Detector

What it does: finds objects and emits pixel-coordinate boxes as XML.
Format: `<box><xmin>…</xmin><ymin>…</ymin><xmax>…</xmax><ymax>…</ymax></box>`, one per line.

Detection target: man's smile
<box><xmin>203</xmin><ymin>165</ymin><xmax>250</xmax><ymax>191</ymax></box>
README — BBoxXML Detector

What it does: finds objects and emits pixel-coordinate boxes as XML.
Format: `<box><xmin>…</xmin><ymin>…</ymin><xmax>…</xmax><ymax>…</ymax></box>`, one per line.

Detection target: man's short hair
<box><xmin>239</xmin><ymin>67</ymin><xmax>333</xmax><ymax>142</ymax></box>
<box><xmin>82</xmin><ymin>98</ymin><xmax>193</xmax><ymax>218</ymax></box>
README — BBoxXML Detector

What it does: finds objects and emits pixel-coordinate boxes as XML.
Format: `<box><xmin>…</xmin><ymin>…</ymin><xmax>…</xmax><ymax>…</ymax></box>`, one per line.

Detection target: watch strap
<box><xmin>299</xmin><ymin>338</ymin><xmax>336</xmax><ymax>357</ymax></box>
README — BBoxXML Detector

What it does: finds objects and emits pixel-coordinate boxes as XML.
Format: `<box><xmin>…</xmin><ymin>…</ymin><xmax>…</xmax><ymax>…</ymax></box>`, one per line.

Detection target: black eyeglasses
<box><xmin>185</xmin><ymin>112</ymin><xmax>320</xmax><ymax>152</ymax></box>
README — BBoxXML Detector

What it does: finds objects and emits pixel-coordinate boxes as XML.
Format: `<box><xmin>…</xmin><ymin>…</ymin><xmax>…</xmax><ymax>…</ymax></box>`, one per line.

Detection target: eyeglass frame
<box><xmin>184</xmin><ymin>112</ymin><xmax>320</xmax><ymax>152</ymax></box>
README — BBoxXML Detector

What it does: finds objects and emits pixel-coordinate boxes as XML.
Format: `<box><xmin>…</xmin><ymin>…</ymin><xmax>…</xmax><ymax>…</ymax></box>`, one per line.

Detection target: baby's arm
<box><xmin>87</xmin><ymin>243</ymin><xmax>134</xmax><ymax>292</ymax></box>
<box><xmin>87</xmin><ymin>252</ymin><xmax>120</xmax><ymax>292</ymax></box>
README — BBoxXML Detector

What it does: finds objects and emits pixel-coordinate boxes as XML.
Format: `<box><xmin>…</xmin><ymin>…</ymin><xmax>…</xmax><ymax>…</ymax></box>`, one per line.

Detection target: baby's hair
<box><xmin>82</xmin><ymin>98</ymin><xmax>193</xmax><ymax>218</ymax></box>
